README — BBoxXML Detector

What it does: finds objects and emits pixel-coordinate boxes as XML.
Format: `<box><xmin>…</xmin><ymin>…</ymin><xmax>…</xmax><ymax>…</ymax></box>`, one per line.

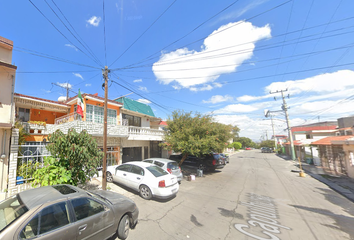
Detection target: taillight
<box><xmin>158</xmin><ymin>180</ymin><xmax>166</xmax><ymax>188</ymax></box>
<box><xmin>179</xmin><ymin>166</ymin><xmax>181</xmax><ymax>171</ymax></box>
<box><xmin>212</xmin><ymin>159</ymin><xmax>216</xmax><ymax>165</ymax></box>
<box><xmin>167</xmin><ymin>168</ymin><xmax>172</xmax><ymax>174</ymax></box>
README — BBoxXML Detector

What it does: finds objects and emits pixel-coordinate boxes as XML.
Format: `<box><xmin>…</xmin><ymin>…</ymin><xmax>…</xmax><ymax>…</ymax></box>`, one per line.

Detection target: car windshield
<box><xmin>0</xmin><ymin>195</ymin><xmax>28</xmax><ymax>232</ymax></box>
<box><xmin>213</xmin><ymin>154</ymin><xmax>221</xmax><ymax>159</ymax></box>
<box><xmin>147</xmin><ymin>166</ymin><xmax>168</xmax><ymax>177</ymax></box>
<box><xmin>167</xmin><ymin>162</ymin><xmax>179</xmax><ymax>170</ymax></box>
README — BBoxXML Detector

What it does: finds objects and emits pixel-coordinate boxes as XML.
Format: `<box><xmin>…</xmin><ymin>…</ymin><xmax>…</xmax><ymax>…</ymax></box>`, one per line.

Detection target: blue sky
<box><xmin>2</xmin><ymin>0</ymin><xmax>354</xmax><ymax>141</ymax></box>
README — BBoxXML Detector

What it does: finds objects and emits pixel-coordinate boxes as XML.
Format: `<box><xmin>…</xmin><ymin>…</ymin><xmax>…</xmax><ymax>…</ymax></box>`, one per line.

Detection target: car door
<box><xmin>113</xmin><ymin>164</ymin><xmax>132</xmax><ymax>186</ymax></box>
<box><xmin>18</xmin><ymin>201</ymin><xmax>77</xmax><ymax>240</ymax></box>
<box><xmin>70</xmin><ymin>197</ymin><xmax>115</xmax><ymax>240</ymax></box>
<box><xmin>125</xmin><ymin>165</ymin><xmax>144</xmax><ymax>190</ymax></box>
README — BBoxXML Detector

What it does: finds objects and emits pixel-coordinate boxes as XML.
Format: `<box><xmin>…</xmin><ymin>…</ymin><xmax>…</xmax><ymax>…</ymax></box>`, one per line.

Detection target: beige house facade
<box><xmin>0</xmin><ymin>36</ymin><xmax>17</xmax><ymax>199</ymax></box>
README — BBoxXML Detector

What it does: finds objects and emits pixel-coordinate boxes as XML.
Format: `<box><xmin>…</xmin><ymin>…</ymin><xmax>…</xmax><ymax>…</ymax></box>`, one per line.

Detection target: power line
<box><xmin>111</xmin><ymin>74</ymin><xmax>172</xmax><ymax>114</ymax></box>
<box><xmin>13</xmin><ymin>47</ymin><xmax>101</xmax><ymax>69</ymax></box>
<box><xmin>29</xmin><ymin>0</ymin><xmax>102</xmax><ymax>67</ymax></box>
<box><xmin>50</xmin><ymin>0</ymin><xmax>104</xmax><ymax>67</ymax></box>
<box><xmin>109</xmin><ymin>0</ymin><xmax>178</xmax><ymax>68</ymax></box>
<box><xmin>102</xmin><ymin>0</ymin><xmax>107</xmax><ymax>65</ymax></box>
<box><xmin>118</xmin><ymin>0</ymin><xmax>291</xmax><ymax>70</ymax></box>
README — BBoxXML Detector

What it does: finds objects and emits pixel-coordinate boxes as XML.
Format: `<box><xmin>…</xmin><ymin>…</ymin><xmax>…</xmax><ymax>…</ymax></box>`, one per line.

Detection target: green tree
<box><xmin>232</xmin><ymin>142</ymin><xmax>242</xmax><ymax>150</ymax></box>
<box><xmin>234</xmin><ymin>137</ymin><xmax>256</xmax><ymax>148</ymax></box>
<box><xmin>36</xmin><ymin>128</ymin><xmax>104</xmax><ymax>186</ymax></box>
<box><xmin>260</xmin><ymin>140</ymin><xmax>277</xmax><ymax>149</ymax></box>
<box><xmin>161</xmin><ymin>110</ymin><xmax>233</xmax><ymax>166</ymax></box>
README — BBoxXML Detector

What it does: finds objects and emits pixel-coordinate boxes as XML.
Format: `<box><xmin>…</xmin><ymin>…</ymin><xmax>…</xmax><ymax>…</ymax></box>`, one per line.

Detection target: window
<box><xmin>130</xmin><ymin>165</ymin><xmax>144</xmax><ymax>176</ymax></box>
<box><xmin>146</xmin><ymin>166</ymin><xmax>168</xmax><ymax>177</ymax></box>
<box><xmin>18</xmin><ymin>108</ymin><xmax>30</xmax><ymax>122</ymax></box>
<box><xmin>154</xmin><ymin>161</ymin><xmax>164</xmax><ymax>168</ymax></box>
<box><xmin>122</xmin><ymin>114</ymin><xmax>141</xmax><ymax>127</ymax></box>
<box><xmin>19</xmin><ymin>202</ymin><xmax>69</xmax><ymax>239</ymax></box>
<box><xmin>116</xmin><ymin>164</ymin><xmax>132</xmax><ymax>172</ymax></box>
<box><xmin>70</xmin><ymin>198</ymin><xmax>105</xmax><ymax>221</ymax></box>
<box><xmin>0</xmin><ymin>196</ymin><xmax>28</xmax><ymax>232</ymax></box>
<box><xmin>144</xmin><ymin>160</ymin><xmax>153</xmax><ymax>163</ymax></box>
<box><xmin>86</xmin><ymin>104</ymin><xmax>116</xmax><ymax>125</ymax></box>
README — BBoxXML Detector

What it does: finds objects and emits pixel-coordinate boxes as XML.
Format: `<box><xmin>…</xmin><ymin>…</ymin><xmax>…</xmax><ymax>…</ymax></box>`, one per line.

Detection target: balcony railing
<box><xmin>55</xmin><ymin>112</ymin><xmax>84</xmax><ymax>125</ymax></box>
<box><xmin>128</xmin><ymin>126</ymin><xmax>164</xmax><ymax>136</ymax></box>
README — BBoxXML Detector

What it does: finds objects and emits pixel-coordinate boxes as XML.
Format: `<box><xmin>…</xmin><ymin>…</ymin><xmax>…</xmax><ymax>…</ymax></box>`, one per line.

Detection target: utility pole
<box><xmin>102</xmin><ymin>66</ymin><xmax>110</xmax><ymax>190</ymax></box>
<box><xmin>270</xmin><ymin>89</ymin><xmax>296</xmax><ymax>160</ymax></box>
<box><xmin>270</xmin><ymin>114</ymin><xmax>277</xmax><ymax>152</ymax></box>
<box><xmin>51</xmin><ymin>82</ymin><xmax>73</xmax><ymax>100</ymax></box>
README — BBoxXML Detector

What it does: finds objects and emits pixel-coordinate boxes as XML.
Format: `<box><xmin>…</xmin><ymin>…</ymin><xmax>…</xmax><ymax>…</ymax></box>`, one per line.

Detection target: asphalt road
<box><xmin>115</xmin><ymin>150</ymin><xmax>354</xmax><ymax>240</ymax></box>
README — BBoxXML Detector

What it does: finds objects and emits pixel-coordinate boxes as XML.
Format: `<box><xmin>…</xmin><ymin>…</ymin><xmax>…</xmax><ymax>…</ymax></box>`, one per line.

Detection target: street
<box><xmin>114</xmin><ymin>150</ymin><xmax>354</xmax><ymax>240</ymax></box>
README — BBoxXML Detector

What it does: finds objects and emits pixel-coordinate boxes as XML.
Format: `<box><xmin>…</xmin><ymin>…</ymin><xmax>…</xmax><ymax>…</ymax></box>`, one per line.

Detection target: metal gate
<box><xmin>16</xmin><ymin>142</ymin><xmax>51</xmax><ymax>185</ymax></box>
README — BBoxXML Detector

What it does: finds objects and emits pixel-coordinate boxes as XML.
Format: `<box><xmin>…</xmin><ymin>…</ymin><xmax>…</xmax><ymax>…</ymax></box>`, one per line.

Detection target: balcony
<box><xmin>22</xmin><ymin>112</ymin><xmax>164</xmax><ymax>141</ymax></box>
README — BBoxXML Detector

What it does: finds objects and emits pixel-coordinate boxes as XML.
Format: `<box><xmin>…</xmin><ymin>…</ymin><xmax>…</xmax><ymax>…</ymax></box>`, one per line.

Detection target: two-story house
<box><xmin>114</xmin><ymin>96</ymin><xmax>166</xmax><ymax>162</ymax></box>
<box><xmin>0</xmin><ymin>36</ymin><xmax>17</xmax><ymax>198</ymax></box>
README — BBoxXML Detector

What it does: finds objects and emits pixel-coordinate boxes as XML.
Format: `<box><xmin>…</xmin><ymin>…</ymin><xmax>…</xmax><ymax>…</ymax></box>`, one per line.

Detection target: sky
<box><xmin>1</xmin><ymin>0</ymin><xmax>354</xmax><ymax>141</ymax></box>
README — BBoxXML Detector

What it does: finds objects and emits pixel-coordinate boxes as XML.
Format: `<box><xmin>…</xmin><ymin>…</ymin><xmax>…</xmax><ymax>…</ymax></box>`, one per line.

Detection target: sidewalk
<box><xmin>278</xmin><ymin>154</ymin><xmax>354</xmax><ymax>203</ymax></box>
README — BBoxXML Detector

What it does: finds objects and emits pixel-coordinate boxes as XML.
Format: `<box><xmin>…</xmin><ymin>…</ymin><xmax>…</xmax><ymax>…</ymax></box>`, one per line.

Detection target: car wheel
<box><xmin>117</xmin><ymin>214</ymin><xmax>130</xmax><ymax>240</ymax></box>
<box><xmin>139</xmin><ymin>185</ymin><xmax>152</xmax><ymax>200</ymax></box>
<box><xmin>198</xmin><ymin>163</ymin><xmax>206</xmax><ymax>171</ymax></box>
<box><xmin>106</xmin><ymin>171</ymin><xmax>113</xmax><ymax>183</ymax></box>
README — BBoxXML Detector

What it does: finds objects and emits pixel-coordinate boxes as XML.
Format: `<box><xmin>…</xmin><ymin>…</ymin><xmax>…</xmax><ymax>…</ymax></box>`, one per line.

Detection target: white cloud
<box><xmin>73</xmin><ymin>73</ymin><xmax>84</xmax><ymax>80</ymax></box>
<box><xmin>85</xmin><ymin>83</ymin><xmax>91</xmax><ymax>87</ymax></box>
<box><xmin>137</xmin><ymin>99</ymin><xmax>151</xmax><ymax>104</ymax></box>
<box><xmin>57</xmin><ymin>82</ymin><xmax>72</xmax><ymax>89</ymax></box>
<box><xmin>138</xmin><ymin>86</ymin><xmax>148</xmax><ymax>92</ymax></box>
<box><xmin>153</xmin><ymin>21</ymin><xmax>271</xmax><ymax>91</ymax></box>
<box><xmin>203</xmin><ymin>95</ymin><xmax>234</xmax><ymax>104</ymax></box>
<box><xmin>65</xmin><ymin>44</ymin><xmax>78</xmax><ymax>51</ymax></box>
<box><xmin>265</xmin><ymin>70</ymin><xmax>354</xmax><ymax>95</ymax></box>
<box><xmin>133</xmin><ymin>79</ymin><xmax>143</xmax><ymax>83</ymax></box>
<box><xmin>87</xmin><ymin>16</ymin><xmax>101</xmax><ymax>27</ymax></box>
<box><xmin>213</xmin><ymin>104</ymin><xmax>258</xmax><ymax>114</ymax></box>
<box><xmin>237</xmin><ymin>94</ymin><xmax>273</xmax><ymax>102</ymax></box>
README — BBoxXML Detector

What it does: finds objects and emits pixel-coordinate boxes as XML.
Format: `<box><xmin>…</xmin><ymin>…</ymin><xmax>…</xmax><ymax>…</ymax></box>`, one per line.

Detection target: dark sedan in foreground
<box><xmin>0</xmin><ymin>184</ymin><xmax>138</xmax><ymax>240</ymax></box>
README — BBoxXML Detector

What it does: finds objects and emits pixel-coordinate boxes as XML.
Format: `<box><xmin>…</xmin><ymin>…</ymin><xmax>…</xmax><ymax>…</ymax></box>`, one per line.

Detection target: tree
<box><xmin>35</xmin><ymin>128</ymin><xmax>104</xmax><ymax>186</ymax></box>
<box><xmin>259</xmin><ymin>140</ymin><xmax>277</xmax><ymax>149</ymax></box>
<box><xmin>161</xmin><ymin>110</ymin><xmax>233</xmax><ymax>166</ymax></box>
<box><xmin>232</xmin><ymin>142</ymin><xmax>242</xmax><ymax>150</ymax></box>
<box><xmin>233</xmin><ymin>137</ymin><xmax>256</xmax><ymax>148</ymax></box>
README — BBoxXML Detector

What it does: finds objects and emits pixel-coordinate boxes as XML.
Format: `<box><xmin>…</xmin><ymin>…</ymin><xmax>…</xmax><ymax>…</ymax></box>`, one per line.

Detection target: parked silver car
<box><xmin>143</xmin><ymin>158</ymin><xmax>183</xmax><ymax>184</ymax></box>
<box><xmin>0</xmin><ymin>184</ymin><xmax>138</xmax><ymax>240</ymax></box>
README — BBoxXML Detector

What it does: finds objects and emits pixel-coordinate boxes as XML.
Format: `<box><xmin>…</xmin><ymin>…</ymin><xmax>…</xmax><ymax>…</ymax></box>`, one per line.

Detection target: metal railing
<box><xmin>55</xmin><ymin>112</ymin><xmax>84</xmax><ymax>125</ymax></box>
<box><xmin>128</xmin><ymin>126</ymin><xmax>164</xmax><ymax>136</ymax></box>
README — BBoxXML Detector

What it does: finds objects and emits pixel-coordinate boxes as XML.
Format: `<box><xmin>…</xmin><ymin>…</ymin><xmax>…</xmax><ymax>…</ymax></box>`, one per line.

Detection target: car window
<box><xmin>0</xmin><ymin>195</ymin><xmax>28</xmax><ymax>232</ymax></box>
<box><xmin>213</xmin><ymin>154</ymin><xmax>221</xmax><ymax>160</ymax></box>
<box><xmin>19</xmin><ymin>202</ymin><xmax>69</xmax><ymax>239</ymax></box>
<box><xmin>71</xmin><ymin>198</ymin><xmax>105</xmax><ymax>221</ymax></box>
<box><xmin>116</xmin><ymin>164</ymin><xmax>131</xmax><ymax>172</ymax></box>
<box><xmin>154</xmin><ymin>161</ymin><xmax>164</xmax><ymax>168</ymax></box>
<box><xmin>130</xmin><ymin>165</ymin><xmax>144</xmax><ymax>176</ymax></box>
<box><xmin>146</xmin><ymin>166</ymin><xmax>168</xmax><ymax>177</ymax></box>
<box><xmin>143</xmin><ymin>160</ymin><xmax>153</xmax><ymax>163</ymax></box>
<box><xmin>167</xmin><ymin>162</ymin><xmax>179</xmax><ymax>170</ymax></box>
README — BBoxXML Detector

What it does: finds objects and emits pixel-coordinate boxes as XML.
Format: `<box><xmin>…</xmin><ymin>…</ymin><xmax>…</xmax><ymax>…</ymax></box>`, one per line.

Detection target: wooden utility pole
<box><xmin>102</xmin><ymin>66</ymin><xmax>109</xmax><ymax>190</ymax></box>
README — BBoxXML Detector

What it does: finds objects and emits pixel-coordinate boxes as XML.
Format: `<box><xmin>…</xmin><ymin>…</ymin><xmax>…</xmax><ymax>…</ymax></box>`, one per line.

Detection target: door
<box><xmin>113</xmin><ymin>164</ymin><xmax>132</xmax><ymax>186</ymax></box>
<box><xmin>150</xmin><ymin>141</ymin><xmax>161</xmax><ymax>158</ymax></box>
<box><xmin>18</xmin><ymin>202</ymin><xmax>77</xmax><ymax>240</ymax></box>
<box><xmin>125</xmin><ymin>165</ymin><xmax>144</xmax><ymax>190</ymax></box>
<box><xmin>70</xmin><ymin>197</ymin><xmax>115</xmax><ymax>240</ymax></box>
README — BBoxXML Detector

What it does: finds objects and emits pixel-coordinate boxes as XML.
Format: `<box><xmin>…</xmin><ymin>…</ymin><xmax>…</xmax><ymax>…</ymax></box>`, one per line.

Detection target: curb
<box><xmin>302</xmin><ymin>168</ymin><xmax>354</xmax><ymax>203</ymax></box>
